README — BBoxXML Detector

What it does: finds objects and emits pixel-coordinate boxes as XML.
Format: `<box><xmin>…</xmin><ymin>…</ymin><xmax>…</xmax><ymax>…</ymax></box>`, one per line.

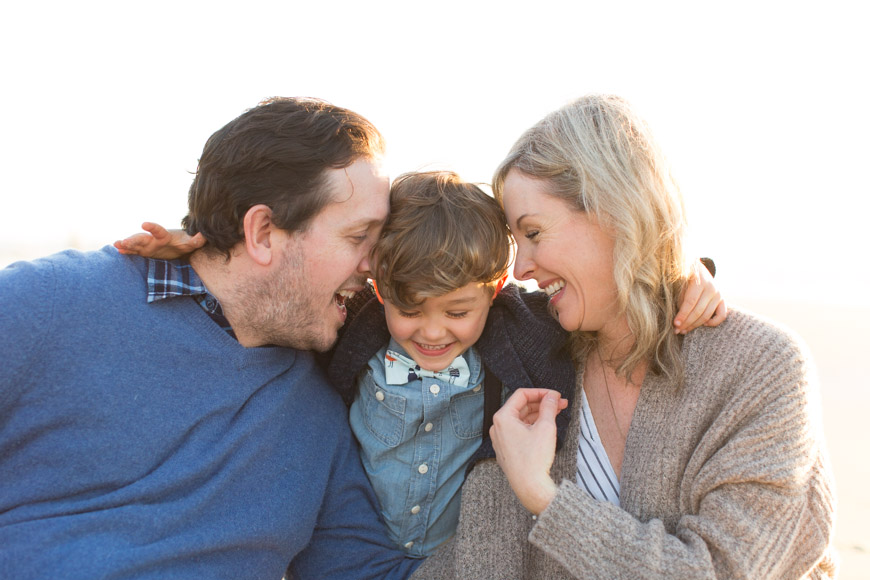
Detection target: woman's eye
<box><xmin>524</xmin><ymin>230</ymin><xmax>540</xmax><ymax>241</ymax></box>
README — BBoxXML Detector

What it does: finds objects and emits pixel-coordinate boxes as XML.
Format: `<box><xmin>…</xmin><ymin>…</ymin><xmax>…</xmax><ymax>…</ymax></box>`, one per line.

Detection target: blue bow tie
<box><xmin>384</xmin><ymin>349</ymin><xmax>471</xmax><ymax>388</ymax></box>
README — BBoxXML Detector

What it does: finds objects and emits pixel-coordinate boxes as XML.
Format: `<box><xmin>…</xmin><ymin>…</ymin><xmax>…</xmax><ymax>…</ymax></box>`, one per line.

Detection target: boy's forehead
<box><xmin>389</xmin><ymin>282</ymin><xmax>493</xmax><ymax>308</ymax></box>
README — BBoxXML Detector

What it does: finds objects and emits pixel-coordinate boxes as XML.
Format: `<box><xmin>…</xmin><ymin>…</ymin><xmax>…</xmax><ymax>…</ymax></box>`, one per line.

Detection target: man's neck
<box><xmin>189</xmin><ymin>249</ymin><xmax>262</xmax><ymax>347</ymax></box>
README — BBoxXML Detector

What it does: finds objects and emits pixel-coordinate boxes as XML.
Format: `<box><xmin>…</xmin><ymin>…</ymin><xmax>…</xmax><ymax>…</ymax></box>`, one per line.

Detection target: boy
<box><xmin>326</xmin><ymin>171</ymin><xmax>575</xmax><ymax>557</ymax></box>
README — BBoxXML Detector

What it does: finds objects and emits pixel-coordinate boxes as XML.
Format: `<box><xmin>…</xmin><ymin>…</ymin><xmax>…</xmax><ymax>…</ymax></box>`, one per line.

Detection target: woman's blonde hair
<box><xmin>492</xmin><ymin>94</ymin><xmax>689</xmax><ymax>384</ymax></box>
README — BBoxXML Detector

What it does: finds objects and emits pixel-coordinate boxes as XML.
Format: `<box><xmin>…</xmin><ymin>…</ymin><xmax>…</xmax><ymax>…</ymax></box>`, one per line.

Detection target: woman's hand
<box><xmin>113</xmin><ymin>222</ymin><xmax>205</xmax><ymax>259</ymax></box>
<box><xmin>490</xmin><ymin>388</ymin><xmax>568</xmax><ymax>515</ymax></box>
<box><xmin>674</xmin><ymin>259</ymin><xmax>727</xmax><ymax>334</ymax></box>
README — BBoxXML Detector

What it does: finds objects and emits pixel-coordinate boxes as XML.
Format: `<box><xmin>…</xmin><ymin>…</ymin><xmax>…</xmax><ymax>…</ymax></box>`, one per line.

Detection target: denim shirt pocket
<box><xmin>448</xmin><ymin>386</ymin><xmax>484</xmax><ymax>440</ymax></box>
<box><xmin>360</xmin><ymin>372</ymin><xmax>407</xmax><ymax>447</ymax></box>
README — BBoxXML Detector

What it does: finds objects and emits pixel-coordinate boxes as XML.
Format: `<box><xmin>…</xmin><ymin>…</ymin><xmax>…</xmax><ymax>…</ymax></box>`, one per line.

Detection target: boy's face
<box><xmin>382</xmin><ymin>282</ymin><xmax>494</xmax><ymax>372</ymax></box>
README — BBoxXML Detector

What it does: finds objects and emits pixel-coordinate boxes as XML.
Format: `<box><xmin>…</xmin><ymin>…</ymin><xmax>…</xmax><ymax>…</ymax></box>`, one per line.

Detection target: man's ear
<box><xmin>242</xmin><ymin>204</ymin><xmax>277</xmax><ymax>266</ymax></box>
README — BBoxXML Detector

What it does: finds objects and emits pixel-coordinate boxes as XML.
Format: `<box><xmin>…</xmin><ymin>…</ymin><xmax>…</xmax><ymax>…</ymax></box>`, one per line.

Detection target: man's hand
<box><xmin>674</xmin><ymin>259</ymin><xmax>727</xmax><ymax>334</ymax></box>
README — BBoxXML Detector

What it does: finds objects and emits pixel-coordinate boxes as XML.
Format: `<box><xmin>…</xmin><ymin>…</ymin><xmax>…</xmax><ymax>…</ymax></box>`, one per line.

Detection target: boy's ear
<box><xmin>372</xmin><ymin>279</ymin><xmax>385</xmax><ymax>305</ymax></box>
<box><xmin>492</xmin><ymin>273</ymin><xmax>509</xmax><ymax>300</ymax></box>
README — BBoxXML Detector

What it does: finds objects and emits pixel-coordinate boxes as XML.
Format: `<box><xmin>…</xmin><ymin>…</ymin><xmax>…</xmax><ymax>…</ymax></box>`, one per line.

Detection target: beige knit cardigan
<box><xmin>412</xmin><ymin>309</ymin><xmax>838</xmax><ymax>579</ymax></box>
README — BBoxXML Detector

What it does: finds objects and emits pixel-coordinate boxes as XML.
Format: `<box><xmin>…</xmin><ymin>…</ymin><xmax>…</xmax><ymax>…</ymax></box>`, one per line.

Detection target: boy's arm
<box><xmin>113</xmin><ymin>222</ymin><xmax>204</xmax><ymax>259</ymax></box>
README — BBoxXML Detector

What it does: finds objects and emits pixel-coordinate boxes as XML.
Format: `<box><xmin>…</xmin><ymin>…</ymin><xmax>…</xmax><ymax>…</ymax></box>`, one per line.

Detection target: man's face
<box><xmin>257</xmin><ymin>158</ymin><xmax>390</xmax><ymax>351</ymax></box>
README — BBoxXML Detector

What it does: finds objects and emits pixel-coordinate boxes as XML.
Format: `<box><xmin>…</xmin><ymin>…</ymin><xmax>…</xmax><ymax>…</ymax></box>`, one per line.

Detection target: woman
<box><xmin>412</xmin><ymin>95</ymin><xmax>837</xmax><ymax>579</ymax></box>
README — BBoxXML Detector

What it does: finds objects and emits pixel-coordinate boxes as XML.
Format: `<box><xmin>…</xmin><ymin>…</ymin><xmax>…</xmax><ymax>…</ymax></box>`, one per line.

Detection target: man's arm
<box><xmin>0</xmin><ymin>258</ymin><xmax>55</xmax><ymax>405</ymax></box>
<box><xmin>287</xmin><ymin>425</ymin><xmax>422</xmax><ymax>579</ymax></box>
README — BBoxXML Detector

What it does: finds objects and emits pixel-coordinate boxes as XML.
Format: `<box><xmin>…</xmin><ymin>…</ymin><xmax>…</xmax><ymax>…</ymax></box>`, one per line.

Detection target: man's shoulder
<box><xmin>2</xmin><ymin>246</ymin><xmax>144</xmax><ymax>289</ymax></box>
<box><xmin>286</xmin><ymin>350</ymin><xmax>349</xmax><ymax>413</ymax></box>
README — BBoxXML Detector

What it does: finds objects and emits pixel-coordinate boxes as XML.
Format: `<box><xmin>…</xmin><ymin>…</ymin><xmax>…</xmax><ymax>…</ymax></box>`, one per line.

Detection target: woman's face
<box><xmin>501</xmin><ymin>169</ymin><xmax>620</xmax><ymax>334</ymax></box>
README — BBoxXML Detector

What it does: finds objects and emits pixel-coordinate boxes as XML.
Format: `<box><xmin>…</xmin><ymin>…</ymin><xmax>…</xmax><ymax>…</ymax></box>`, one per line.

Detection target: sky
<box><xmin>2</xmin><ymin>0</ymin><xmax>868</xmax><ymax>306</ymax></box>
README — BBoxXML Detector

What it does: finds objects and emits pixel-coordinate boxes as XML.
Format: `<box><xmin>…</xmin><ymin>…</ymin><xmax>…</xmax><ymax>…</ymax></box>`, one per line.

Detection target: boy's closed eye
<box><xmin>446</xmin><ymin>311</ymin><xmax>469</xmax><ymax>319</ymax></box>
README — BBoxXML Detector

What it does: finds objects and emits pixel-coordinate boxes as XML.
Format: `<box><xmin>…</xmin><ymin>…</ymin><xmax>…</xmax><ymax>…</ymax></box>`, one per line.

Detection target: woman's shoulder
<box><xmin>681</xmin><ymin>306</ymin><xmax>817</xmax><ymax>405</ymax></box>
<box><xmin>687</xmin><ymin>306</ymin><xmax>811</xmax><ymax>365</ymax></box>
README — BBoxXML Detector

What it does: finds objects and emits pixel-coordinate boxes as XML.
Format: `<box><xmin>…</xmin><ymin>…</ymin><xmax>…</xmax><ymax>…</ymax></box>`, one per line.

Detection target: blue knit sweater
<box><xmin>0</xmin><ymin>247</ymin><xmax>419</xmax><ymax>580</ymax></box>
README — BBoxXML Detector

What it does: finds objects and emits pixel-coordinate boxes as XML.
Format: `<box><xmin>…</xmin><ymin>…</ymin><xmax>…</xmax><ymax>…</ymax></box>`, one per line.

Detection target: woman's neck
<box><xmin>595</xmin><ymin>315</ymin><xmax>635</xmax><ymax>368</ymax></box>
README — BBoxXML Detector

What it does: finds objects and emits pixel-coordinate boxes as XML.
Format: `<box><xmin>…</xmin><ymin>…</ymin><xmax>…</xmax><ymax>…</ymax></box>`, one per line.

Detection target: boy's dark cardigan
<box><xmin>321</xmin><ymin>283</ymin><xmax>575</xmax><ymax>466</ymax></box>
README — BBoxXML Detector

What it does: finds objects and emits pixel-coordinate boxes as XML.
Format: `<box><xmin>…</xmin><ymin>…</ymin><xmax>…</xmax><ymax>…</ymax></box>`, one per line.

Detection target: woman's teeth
<box><xmin>543</xmin><ymin>280</ymin><xmax>565</xmax><ymax>297</ymax></box>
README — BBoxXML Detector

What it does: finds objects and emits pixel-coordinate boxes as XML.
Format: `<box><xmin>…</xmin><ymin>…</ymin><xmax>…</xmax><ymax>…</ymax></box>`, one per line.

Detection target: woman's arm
<box><xmin>490</xmin><ymin>389</ymin><xmax>566</xmax><ymax>514</ymax></box>
<box><xmin>490</xmin><ymin>323</ymin><xmax>836</xmax><ymax>579</ymax></box>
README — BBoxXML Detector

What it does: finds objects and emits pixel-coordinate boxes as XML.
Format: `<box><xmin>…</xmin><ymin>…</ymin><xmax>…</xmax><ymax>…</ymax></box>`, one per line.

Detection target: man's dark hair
<box><xmin>182</xmin><ymin>97</ymin><xmax>385</xmax><ymax>256</ymax></box>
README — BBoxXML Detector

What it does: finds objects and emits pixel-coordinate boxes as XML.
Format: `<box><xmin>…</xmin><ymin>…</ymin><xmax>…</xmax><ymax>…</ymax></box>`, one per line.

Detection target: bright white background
<box><xmin>2</xmin><ymin>1</ymin><xmax>868</xmax><ymax>575</ymax></box>
<box><xmin>2</xmin><ymin>1</ymin><xmax>868</xmax><ymax>307</ymax></box>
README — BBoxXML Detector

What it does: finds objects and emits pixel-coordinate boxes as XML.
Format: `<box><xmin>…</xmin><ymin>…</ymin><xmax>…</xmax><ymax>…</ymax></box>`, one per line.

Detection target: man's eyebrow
<box><xmin>342</xmin><ymin>217</ymin><xmax>383</xmax><ymax>231</ymax></box>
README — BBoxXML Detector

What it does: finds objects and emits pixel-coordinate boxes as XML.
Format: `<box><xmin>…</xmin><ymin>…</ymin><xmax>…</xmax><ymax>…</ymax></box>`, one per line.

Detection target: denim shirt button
<box><xmin>473</xmin><ymin>385</ymin><xmax>482</xmax><ymax>393</ymax></box>
<box><xmin>418</xmin><ymin>464</ymin><xmax>429</xmax><ymax>474</ymax></box>
<box><xmin>375</xmin><ymin>391</ymin><xmax>385</xmax><ymax>401</ymax></box>
<box><xmin>424</xmin><ymin>423</ymin><xmax>434</xmax><ymax>432</ymax></box>
<box><xmin>429</xmin><ymin>385</ymin><xmax>440</xmax><ymax>395</ymax></box>
<box><xmin>410</xmin><ymin>505</ymin><xmax>421</xmax><ymax>514</ymax></box>
<box><xmin>404</xmin><ymin>541</ymin><xmax>414</xmax><ymax>549</ymax></box>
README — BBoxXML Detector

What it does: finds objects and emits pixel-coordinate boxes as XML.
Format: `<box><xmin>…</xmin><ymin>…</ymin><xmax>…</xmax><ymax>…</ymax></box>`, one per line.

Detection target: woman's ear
<box><xmin>242</xmin><ymin>204</ymin><xmax>276</xmax><ymax>266</ymax></box>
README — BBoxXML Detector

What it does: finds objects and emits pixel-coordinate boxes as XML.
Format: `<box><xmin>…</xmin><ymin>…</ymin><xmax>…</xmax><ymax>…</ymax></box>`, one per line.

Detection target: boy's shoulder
<box><xmin>488</xmin><ymin>282</ymin><xmax>561</xmax><ymax>332</ymax></box>
<box><xmin>479</xmin><ymin>282</ymin><xmax>569</xmax><ymax>373</ymax></box>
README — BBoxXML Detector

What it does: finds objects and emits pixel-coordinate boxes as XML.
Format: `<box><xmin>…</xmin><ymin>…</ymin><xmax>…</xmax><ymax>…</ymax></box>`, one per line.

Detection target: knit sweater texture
<box><xmin>412</xmin><ymin>309</ymin><xmax>838</xmax><ymax>579</ymax></box>
<box><xmin>0</xmin><ymin>248</ymin><xmax>419</xmax><ymax>580</ymax></box>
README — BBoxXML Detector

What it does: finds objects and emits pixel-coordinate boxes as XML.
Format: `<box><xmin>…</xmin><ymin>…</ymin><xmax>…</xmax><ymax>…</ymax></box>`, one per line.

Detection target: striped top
<box><xmin>575</xmin><ymin>388</ymin><xmax>620</xmax><ymax>505</ymax></box>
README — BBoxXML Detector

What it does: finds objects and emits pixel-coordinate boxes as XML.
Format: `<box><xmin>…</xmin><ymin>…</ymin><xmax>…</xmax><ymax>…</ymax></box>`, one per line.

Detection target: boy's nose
<box><xmin>419</xmin><ymin>321</ymin><xmax>446</xmax><ymax>342</ymax></box>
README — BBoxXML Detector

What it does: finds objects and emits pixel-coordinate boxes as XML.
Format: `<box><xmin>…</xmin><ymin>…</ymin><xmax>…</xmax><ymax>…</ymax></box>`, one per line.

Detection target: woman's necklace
<box><xmin>597</xmin><ymin>347</ymin><xmax>626</xmax><ymax>442</ymax></box>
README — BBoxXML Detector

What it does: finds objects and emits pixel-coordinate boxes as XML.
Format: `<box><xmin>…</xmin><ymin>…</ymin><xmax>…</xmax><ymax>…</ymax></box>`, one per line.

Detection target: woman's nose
<box><xmin>513</xmin><ymin>246</ymin><xmax>535</xmax><ymax>282</ymax></box>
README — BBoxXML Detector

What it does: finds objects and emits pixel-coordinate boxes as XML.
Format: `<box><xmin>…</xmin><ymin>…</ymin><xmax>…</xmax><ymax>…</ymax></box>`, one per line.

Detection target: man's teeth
<box><xmin>543</xmin><ymin>280</ymin><xmax>565</xmax><ymax>297</ymax></box>
<box><xmin>335</xmin><ymin>290</ymin><xmax>356</xmax><ymax>306</ymax></box>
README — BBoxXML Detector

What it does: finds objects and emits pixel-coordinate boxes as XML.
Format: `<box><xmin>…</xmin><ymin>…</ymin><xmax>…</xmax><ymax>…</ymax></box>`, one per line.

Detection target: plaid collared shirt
<box><xmin>146</xmin><ymin>258</ymin><xmax>237</xmax><ymax>340</ymax></box>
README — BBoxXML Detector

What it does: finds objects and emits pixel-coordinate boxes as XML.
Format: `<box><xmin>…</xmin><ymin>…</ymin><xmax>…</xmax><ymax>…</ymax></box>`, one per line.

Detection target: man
<box><xmin>0</xmin><ymin>98</ymin><xmax>421</xmax><ymax>579</ymax></box>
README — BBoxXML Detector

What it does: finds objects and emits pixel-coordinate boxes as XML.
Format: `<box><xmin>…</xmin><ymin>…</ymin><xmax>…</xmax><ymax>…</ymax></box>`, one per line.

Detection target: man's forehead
<box><xmin>324</xmin><ymin>158</ymin><xmax>388</xmax><ymax>196</ymax></box>
<box><xmin>317</xmin><ymin>158</ymin><xmax>390</xmax><ymax>225</ymax></box>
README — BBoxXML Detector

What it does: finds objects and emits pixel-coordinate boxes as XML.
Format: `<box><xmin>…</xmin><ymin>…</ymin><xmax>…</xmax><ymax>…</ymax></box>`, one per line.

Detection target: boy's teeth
<box><xmin>418</xmin><ymin>343</ymin><xmax>447</xmax><ymax>350</ymax></box>
<box><xmin>544</xmin><ymin>280</ymin><xmax>565</xmax><ymax>296</ymax></box>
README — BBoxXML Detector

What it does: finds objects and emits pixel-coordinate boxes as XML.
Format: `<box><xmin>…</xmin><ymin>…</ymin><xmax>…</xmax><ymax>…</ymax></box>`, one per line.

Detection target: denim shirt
<box><xmin>348</xmin><ymin>339</ymin><xmax>485</xmax><ymax>557</ymax></box>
